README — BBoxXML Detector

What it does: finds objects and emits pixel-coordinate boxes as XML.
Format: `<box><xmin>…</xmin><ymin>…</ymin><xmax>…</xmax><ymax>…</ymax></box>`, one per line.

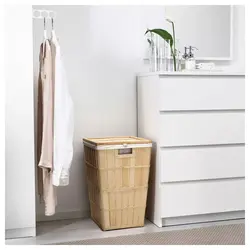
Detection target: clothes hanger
<box><xmin>51</xmin><ymin>17</ymin><xmax>59</xmax><ymax>45</ymax></box>
<box><xmin>51</xmin><ymin>17</ymin><xmax>54</xmax><ymax>30</ymax></box>
<box><xmin>51</xmin><ymin>17</ymin><xmax>56</xmax><ymax>38</ymax></box>
<box><xmin>43</xmin><ymin>17</ymin><xmax>47</xmax><ymax>58</ymax></box>
<box><xmin>43</xmin><ymin>17</ymin><xmax>47</xmax><ymax>40</ymax></box>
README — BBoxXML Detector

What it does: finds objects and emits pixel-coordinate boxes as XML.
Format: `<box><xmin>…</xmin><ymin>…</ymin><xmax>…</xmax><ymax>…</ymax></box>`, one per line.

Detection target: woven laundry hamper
<box><xmin>82</xmin><ymin>136</ymin><xmax>152</xmax><ymax>231</ymax></box>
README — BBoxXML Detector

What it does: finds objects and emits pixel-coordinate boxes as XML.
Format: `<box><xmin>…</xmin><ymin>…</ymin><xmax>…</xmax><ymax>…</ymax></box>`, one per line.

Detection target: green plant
<box><xmin>166</xmin><ymin>18</ymin><xmax>176</xmax><ymax>55</ymax></box>
<box><xmin>145</xmin><ymin>28</ymin><xmax>177</xmax><ymax>71</ymax></box>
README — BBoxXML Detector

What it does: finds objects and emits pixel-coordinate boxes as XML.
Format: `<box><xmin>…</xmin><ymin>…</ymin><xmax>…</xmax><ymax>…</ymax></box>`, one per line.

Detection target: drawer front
<box><xmin>160</xmin><ymin>112</ymin><xmax>244</xmax><ymax>146</ymax></box>
<box><xmin>159</xmin><ymin>76</ymin><xmax>245</xmax><ymax>111</ymax></box>
<box><xmin>160</xmin><ymin>145</ymin><xmax>245</xmax><ymax>182</ymax></box>
<box><xmin>161</xmin><ymin>179</ymin><xmax>245</xmax><ymax>218</ymax></box>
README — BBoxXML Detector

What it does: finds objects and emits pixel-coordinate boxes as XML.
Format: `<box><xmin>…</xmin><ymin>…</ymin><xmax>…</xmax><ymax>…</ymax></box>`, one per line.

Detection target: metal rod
<box><xmin>33</xmin><ymin>9</ymin><xmax>56</xmax><ymax>19</ymax></box>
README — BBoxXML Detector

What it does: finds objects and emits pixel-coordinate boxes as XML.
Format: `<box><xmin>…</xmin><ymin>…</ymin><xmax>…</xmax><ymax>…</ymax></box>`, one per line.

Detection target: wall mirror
<box><xmin>164</xmin><ymin>5</ymin><xmax>233</xmax><ymax>60</ymax></box>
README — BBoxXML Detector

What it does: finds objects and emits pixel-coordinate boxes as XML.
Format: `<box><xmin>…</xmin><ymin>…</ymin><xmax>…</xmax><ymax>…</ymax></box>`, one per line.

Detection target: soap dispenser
<box><xmin>185</xmin><ymin>46</ymin><xmax>198</xmax><ymax>70</ymax></box>
<box><xmin>182</xmin><ymin>46</ymin><xmax>189</xmax><ymax>70</ymax></box>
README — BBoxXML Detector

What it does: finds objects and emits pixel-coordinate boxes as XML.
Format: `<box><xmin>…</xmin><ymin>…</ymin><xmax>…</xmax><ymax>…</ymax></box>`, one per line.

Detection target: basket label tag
<box><xmin>118</xmin><ymin>148</ymin><xmax>132</xmax><ymax>155</ymax></box>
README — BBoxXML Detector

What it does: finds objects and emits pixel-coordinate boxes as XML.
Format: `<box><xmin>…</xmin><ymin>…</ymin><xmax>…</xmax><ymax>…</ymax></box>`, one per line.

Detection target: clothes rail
<box><xmin>33</xmin><ymin>9</ymin><xmax>56</xmax><ymax>19</ymax></box>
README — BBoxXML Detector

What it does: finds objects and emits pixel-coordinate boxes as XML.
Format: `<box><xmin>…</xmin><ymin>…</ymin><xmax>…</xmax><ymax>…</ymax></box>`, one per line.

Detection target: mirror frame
<box><xmin>164</xmin><ymin>5</ymin><xmax>234</xmax><ymax>61</ymax></box>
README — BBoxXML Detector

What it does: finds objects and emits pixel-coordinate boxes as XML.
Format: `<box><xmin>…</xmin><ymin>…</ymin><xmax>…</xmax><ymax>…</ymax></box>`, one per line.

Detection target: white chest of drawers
<box><xmin>137</xmin><ymin>72</ymin><xmax>245</xmax><ymax>227</ymax></box>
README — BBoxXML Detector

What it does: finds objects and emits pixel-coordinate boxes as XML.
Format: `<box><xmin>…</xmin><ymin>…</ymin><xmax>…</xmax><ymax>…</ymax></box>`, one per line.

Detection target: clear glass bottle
<box><xmin>166</xmin><ymin>39</ymin><xmax>172</xmax><ymax>72</ymax></box>
<box><xmin>147</xmin><ymin>33</ymin><xmax>153</xmax><ymax>72</ymax></box>
<box><xmin>158</xmin><ymin>37</ymin><xmax>168</xmax><ymax>71</ymax></box>
<box><xmin>172</xmin><ymin>38</ymin><xmax>182</xmax><ymax>72</ymax></box>
<box><xmin>148</xmin><ymin>33</ymin><xmax>158</xmax><ymax>72</ymax></box>
<box><xmin>175</xmin><ymin>50</ymin><xmax>183</xmax><ymax>71</ymax></box>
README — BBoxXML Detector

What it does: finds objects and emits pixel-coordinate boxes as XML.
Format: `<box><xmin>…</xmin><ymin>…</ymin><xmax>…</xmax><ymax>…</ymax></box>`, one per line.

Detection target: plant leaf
<box><xmin>145</xmin><ymin>29</ymin><xmax>173</xmax><ymax>47</ymax></box>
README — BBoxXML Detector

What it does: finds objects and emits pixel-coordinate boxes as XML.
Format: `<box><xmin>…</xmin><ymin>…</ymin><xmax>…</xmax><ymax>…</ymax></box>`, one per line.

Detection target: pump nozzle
<box><xmin>182</xmin><ymin>46</ymin><xmax>189</xmax><ymax>59</ymax></box>
<box><xmin>188</xmin><ymin>46</ymin><xmax>198</xmax><ymax>58</ymax></box>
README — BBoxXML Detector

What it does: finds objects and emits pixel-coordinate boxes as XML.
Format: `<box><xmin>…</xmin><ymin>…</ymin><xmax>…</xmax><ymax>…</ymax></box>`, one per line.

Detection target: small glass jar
<box><xmin>166</xmin><ymin>38</ymin><xmax>184</xmax><ymax>72</ymax></box>
<box><xmin>166</xmin><ymin>40</ymin><xmax>174</xmax><ymax>72</ymax></box>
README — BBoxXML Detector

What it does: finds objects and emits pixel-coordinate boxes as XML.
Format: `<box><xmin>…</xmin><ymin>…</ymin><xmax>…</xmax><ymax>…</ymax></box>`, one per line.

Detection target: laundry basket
<box><xmin>82</xmin><ymin>136</ymin><xmax>152</xmax><ymax>231</ymax></box>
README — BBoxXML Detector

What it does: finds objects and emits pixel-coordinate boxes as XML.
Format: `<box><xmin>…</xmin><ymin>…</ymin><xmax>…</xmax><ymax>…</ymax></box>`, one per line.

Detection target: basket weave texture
<box><xmin>83</xmin><ymin>136</ymin><xmax>152</xmax><ymax>231</ymax></box>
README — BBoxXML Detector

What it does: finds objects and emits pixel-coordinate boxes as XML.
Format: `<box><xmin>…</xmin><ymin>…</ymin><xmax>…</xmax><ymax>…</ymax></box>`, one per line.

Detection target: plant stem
<box><xmin>171</xmin><ymin>22</ymin><xmax>176</xmax><ymax>53</ymax></box>
<box><xmin>171</xmin><ymin>46</ymin><xmax>177</xmax><ymax>71</ymax></box>
<box><xmin>171</xmin><ymin>22</ymin><xmax>176</xmax><ymax>71</ymax></box>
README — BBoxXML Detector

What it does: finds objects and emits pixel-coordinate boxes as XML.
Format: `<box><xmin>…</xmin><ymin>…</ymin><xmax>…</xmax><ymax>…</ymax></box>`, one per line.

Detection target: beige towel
<box><xmin>37</xmin><ymin>43</ymin><xmax>44</xmax><ymax>200</ymax></box>
<box><xmin>37</xmin><ymin>40</ymin><xmax>57</xmax><ymax>216</ymax></box>
<box><xmin>39</xmin><ymin>40</ymin><xmax>54</xmax><ymax>170</ymax></box>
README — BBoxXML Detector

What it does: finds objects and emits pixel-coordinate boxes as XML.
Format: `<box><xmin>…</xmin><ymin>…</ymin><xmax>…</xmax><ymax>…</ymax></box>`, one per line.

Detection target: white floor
<box><xmin>5</xmin><ymin>218</ymin><xmax>244</xmax><ymax>245</ymax></box>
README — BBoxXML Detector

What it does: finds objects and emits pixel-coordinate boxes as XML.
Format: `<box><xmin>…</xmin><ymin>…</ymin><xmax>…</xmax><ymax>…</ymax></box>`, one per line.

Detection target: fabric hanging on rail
<box><xmin>51</xmin><ymin>30</ymin><xmax>74</xmax><ymax>187</ymax></box>
<box><xmin>36</xmin><ymin>25</ymin><xmax>74</xmax><ymax>216</ymax></box>
<box><xmin>37</xmin><ymin>40</ymin><xmax>57</xmax><ymax>216</ymax></box>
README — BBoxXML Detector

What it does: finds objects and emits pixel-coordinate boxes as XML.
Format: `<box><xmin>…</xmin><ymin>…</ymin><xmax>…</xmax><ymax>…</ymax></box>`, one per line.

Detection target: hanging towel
<box><xmin>37</xmin><ymin>40</ymin><xmax>57</xmax><ymax>216</ymax></box>
<box><xmin>51</xmin><ymin>30</ymin><xmax>74</xmax><ymax>187</ymax></box>
<box><xmin>38</xmin><ymin>40</ymin><xmax>54</xmax><ymax>170</ymax></box>
<box><xmin>37</xmin><ymin>43</ymin><xmax>44</xmax><ymax>200</ymax></box>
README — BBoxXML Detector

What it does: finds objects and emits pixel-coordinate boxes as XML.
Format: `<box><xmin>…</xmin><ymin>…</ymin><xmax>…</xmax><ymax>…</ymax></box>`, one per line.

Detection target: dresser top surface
<box><xmin>137</xmin><ymin>71</ymin><xmax>245</xmax><ymax>77</ymax></box>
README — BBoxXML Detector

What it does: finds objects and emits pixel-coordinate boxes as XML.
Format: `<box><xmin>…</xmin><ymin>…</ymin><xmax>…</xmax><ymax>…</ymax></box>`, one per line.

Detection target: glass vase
<box><xmin>148</xmin><ymin>34</ymin><xmax>168</xmax><ymax>72</ymax></box>
<box><xmin>147</xmin><ymin>34</ymin><xmax>181</xmax><ymax>72</ymax></box>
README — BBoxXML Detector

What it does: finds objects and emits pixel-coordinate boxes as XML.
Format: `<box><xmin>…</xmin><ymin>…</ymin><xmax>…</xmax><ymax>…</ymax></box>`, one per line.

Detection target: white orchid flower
<box><xmin>165</xmin><ymin>18</ymin><xmax>174</xmax><ymax>23</ymax></box>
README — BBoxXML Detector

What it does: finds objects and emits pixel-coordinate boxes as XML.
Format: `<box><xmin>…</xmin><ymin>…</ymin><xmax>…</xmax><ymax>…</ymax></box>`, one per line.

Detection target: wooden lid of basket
<box><xmin>82</xmin><ymin>136</ymin><xmax>151</xmax><ymax>146</ymax></box>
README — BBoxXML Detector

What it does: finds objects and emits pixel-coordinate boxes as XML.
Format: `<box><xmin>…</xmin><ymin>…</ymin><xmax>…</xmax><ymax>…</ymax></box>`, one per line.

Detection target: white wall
<box><xmin>5</xmin><ymin>5</ymin><xmax>36</xmax><ymax>238</ymax></box>
<box><xmin>33</xmin><ymin>5</ymin><xmax>155</xmax><ymax>220</ymax></box>
<box><xmin>32</xmin><ymin>5</ymin><xmax>245</xmax><ymax>220</ymax></box>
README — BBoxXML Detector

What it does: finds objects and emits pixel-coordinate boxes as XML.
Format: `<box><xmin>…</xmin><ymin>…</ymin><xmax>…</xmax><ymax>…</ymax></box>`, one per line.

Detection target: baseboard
<box><xmin>162</xmin><ymin>210</ymin><xmax>245</xmax><ymax>227</ymax></box>
<box><xmin>36</xmin><ymin>209</ymin><xmax>90</xmax><ymax>222</ymax></box>
<box><xmin>5</xmin><ymin>227</ymin><xmax>36</xmax><ymax>239</ymax></box>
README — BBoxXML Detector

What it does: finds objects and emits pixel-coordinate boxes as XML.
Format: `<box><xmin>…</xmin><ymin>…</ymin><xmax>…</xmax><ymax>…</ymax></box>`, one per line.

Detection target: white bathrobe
<box><xmin>51</xmin><ymin>30</ymin><xmax>74</xmax><ymax>186</ymax></box>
